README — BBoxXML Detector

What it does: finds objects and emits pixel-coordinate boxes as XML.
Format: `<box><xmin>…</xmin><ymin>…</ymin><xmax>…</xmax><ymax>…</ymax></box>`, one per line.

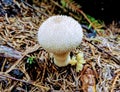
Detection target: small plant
<box><xmin>27</xmin><ymin>56</ymin><xmax>35</xmax><ymax>64</ymax></box>
<box><xmin>86</xmin><ymin>14</ymin><xmax>104</xmax><ymax>29</ymax></box>
<box><xmin>60</xmin><ymin>0</ymin><xmax>66</xmax><ymax>8</ymax></box>
<box><xmin>60</xmin><ymin>0</ymin><xmax>105</xmax><ymax>34</ymax></box>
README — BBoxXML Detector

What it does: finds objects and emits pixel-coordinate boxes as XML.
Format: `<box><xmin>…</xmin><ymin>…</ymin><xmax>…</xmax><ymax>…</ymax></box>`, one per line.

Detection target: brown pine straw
<box><xmin>0</xmin><ymin>0</ymin><xmax>119</xmax><ymax>91</ymax></box>
<box><xmin>0</xmin><ymin>72</ymin><xmax>50</xmax><ymax>91</ymax></box>
<box><xmin>111</xmin><ymin>71</ymin><xmax>120</xmax><ymax>92</ymax></box>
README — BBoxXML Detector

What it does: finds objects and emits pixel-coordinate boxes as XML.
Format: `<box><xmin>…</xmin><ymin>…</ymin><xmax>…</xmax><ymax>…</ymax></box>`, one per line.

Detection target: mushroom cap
<box><xmin>38</xmin><ymin>15</ymin><xmax>83</xmax><ymax>54</ymax></box>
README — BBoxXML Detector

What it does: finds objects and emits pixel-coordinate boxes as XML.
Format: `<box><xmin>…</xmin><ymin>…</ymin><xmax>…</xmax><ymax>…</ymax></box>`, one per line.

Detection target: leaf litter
<box><xmin>0</xmin><ymin>0</ymin><xmax>120</xmax><ymax>92</ymax></box>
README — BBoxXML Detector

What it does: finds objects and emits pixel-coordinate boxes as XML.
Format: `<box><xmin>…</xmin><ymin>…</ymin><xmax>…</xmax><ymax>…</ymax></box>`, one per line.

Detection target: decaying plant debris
<box><xmin>0</xmin><ymin>0</ymin><xmax>120</xmax><ymax>92</ymax></box>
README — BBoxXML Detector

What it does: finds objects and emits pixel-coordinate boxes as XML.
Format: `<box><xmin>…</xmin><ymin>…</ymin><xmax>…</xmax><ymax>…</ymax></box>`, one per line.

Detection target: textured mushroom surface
<box><xmin>38</xmin><ymin>15</ymin><xmax>83</xmax><ymax>54</ymax></box>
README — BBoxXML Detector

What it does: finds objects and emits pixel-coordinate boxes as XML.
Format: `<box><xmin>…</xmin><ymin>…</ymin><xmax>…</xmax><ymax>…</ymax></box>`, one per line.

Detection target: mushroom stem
<box><xmin>53</xmin><ymin>52</ymin><xmax>70</xmax><ymax>67</ymax></box>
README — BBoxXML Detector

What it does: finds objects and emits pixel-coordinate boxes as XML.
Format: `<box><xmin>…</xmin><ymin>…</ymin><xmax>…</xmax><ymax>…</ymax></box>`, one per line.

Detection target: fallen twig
<box><xmin>0</xmin><ymin>72</ymin><xmax>50</xmax><ymax>91</ymax></box>
<box><xmin>0</xmin><ymin>45</ymin><xmax>22</xmax><ymax>59</ymax></box>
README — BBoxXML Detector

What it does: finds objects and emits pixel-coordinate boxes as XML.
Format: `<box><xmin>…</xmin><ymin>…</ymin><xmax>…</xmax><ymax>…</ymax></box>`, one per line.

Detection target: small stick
<box><xmin>0</xmin><ymin>72</ymin><xmax>50</xmax><ymax>91</ymax></box>
<box><xmin>5</xmin><ymin>54</ymin><xmax>25</xmax><ymax>74</ymax></box>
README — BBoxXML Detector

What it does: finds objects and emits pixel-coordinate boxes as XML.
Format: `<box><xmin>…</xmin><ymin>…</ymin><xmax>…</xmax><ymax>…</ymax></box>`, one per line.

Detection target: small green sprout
<box><xmin>27</xmin><ymin>56</ymin><xmax>35</xmax><ymax>64</ymax></box>
<box><xmin>60</xmin><ymin>0</ymin><xmax>66</xmax><ymax>8</ymax></box>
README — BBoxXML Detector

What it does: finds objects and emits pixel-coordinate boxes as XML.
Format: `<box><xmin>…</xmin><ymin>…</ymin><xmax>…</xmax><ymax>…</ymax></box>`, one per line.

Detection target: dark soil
<box><xmin>75</xmin><ymin>0</ymin><xmax>120</xmax><ymax>24</ymax></box>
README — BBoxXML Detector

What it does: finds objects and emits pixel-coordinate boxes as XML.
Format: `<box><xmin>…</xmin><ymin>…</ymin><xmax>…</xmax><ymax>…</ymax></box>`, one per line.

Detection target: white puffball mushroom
<box><xmin>37</xmin><ymin>15</ymin><xmax>83</xmax><ymax>67</ymax></box>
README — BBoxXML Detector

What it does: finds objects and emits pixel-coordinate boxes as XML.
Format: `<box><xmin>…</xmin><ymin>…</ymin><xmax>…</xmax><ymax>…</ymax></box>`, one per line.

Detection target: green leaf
<box><xmin>60</xmin><ymin>0</ymin><xmax>66</xmax><ymax>8</ymax></box>
<box><xmin>27</xmin><ymin>56</ymin><xmax>35</xmax><ymax>64</ymax></box>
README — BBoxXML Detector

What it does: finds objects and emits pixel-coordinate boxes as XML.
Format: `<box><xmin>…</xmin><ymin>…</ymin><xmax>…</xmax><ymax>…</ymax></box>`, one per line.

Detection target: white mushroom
<box><xmin>37</xmin><ymin>15</ymin><xmax>83</xmax><ymax>67</ymax></box>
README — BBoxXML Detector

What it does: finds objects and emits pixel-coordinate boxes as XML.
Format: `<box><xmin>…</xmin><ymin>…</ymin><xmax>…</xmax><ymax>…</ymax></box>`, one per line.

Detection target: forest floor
<box><xmin>0</xmin><ymin>0</ymin><xmax>120</xmax><ymax>92</ymax></box>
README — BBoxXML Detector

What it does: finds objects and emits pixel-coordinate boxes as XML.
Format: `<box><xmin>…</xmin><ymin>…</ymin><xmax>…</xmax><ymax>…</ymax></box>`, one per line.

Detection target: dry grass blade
<box><xmin>111</xmin><ymin>71</ymin><xmax>120</xmax><ymax>92</ymax></box>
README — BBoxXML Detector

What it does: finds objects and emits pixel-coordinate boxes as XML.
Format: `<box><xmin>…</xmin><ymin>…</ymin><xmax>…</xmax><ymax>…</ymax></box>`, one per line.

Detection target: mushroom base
<box><xmin>53</xmin><ymin>52</ymin><xmax>70</xmax><ymax>67</ymax></box>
